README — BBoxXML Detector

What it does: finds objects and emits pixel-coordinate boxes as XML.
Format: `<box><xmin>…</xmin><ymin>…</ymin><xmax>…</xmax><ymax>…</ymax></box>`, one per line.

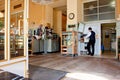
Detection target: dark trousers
<box><xmin>87</xmin><ymin>41</ymin><xmax>95</xmax><ymax>56</ymax></box>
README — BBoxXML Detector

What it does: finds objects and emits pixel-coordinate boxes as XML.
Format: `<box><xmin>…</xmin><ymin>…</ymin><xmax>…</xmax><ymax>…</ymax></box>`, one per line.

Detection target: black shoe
<box><xmin>87</xmin><ymin>53</ymin><xmax>91</xmax><ymax>55</ymax></box>
<box><xmin>91</xmin><ymin>54</ymin><xmax>94</xmax><ymax>56</ymax></box>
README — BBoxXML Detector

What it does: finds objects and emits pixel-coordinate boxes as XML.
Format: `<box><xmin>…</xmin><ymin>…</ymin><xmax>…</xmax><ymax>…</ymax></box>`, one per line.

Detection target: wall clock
<box><xmin>69</xmin><ymin>13</ymin><xmax>75</xmax><ymax>20</ymax></box>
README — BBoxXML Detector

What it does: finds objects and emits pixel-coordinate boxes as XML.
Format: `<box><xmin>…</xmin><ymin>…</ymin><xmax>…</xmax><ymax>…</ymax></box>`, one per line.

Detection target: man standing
<box><xmin>85</xmin><ymin>27</ymin><xmax>96</xmax><ymax>56</ymax></box>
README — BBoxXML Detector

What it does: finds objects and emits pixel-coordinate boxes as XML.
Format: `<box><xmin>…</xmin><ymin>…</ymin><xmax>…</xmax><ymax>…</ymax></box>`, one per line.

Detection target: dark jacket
<box><xmin>89</xmin><ymin>31</ymin><xmax>96</xmax><ymax>42</ymax></box>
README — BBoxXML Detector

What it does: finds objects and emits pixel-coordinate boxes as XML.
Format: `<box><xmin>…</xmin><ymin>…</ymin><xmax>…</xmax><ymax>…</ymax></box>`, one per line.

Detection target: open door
<box><xmin>101</xmin><ymin>23</ymin><xmax>116</xmax><ymax>58</ymax></box>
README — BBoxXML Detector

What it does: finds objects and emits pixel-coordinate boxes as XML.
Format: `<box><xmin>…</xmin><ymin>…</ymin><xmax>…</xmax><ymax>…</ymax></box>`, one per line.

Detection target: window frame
<box><xmin>83</xmin><ymin>0</ymin><xmax>116</xmax><ymax>22</ymax></box>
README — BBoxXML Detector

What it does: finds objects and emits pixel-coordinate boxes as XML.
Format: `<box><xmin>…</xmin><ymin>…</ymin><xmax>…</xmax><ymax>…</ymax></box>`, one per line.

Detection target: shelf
<box><xmin>61</xmin><ymin>31</ymin><xmax>80</xmax><ymax>55</ymax></box>
<box><xmin>62</xmin><ymin>48</ymin><xmax>67</xmax><ymax>50</ymax></box>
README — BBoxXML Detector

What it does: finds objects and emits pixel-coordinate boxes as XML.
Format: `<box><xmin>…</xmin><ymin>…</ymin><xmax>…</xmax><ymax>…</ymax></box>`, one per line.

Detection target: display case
<box><xmin>61</xmin><ymin>31</ymin><xmax>78</xmax><ymax>56</ymax></box>
<box><xmin>10</xmin><ymin>34</ymin><xmax>24</xmax><ymax>58</ymax></box>
<box><xmin>0</xmin><ymin>33</ymin><xmax>4</xmax><ymax>50</ymax></box>
<box><xmin>0</xmin><ymin>33</ymin><xmax>4</xmax><ymax>60</ymax></box>
<box><xmin>15</xmin><ymin>35</ymin><xmax>24</xmax><ymax>49</ymax></box>
<box><xmin>10</xmin><ymin>35</ymin><xmax>15</xmax><ymax>54</ymax></box>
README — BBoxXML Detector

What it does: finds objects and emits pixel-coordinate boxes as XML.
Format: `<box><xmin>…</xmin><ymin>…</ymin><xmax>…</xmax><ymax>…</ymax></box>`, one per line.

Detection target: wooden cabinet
<box><xmin>61</xmin><ymin>31</ymin><xmax>79</xmax><ymax>56</ymax></box>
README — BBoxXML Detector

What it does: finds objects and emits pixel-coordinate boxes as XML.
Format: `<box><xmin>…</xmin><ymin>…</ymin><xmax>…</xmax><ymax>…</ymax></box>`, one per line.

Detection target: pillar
<box><xmin>67</xmin><ymin>0</ymin><xmax>83</xmax><ymax>31</ymax></box>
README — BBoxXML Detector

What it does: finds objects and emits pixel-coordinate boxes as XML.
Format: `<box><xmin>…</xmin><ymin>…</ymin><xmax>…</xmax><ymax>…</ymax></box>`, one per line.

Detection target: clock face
<box><xmin>69</xmin><ymin>13</ymin><xmax>75</xmax><ymax>20</ymax></box>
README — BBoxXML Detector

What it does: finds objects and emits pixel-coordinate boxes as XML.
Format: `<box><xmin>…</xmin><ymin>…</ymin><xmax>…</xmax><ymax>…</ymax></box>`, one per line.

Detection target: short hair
<box><xmin>88</xmin><ymin>27</ymin><xmax>92</xmax><ymax>30</ymax></box>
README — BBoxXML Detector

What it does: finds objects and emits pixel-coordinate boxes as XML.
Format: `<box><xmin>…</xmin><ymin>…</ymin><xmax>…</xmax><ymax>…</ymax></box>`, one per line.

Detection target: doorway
<box><xmin>101</xmin><ymin>23</ymin><xmax>116</xmax><ymax>58</ymax></box>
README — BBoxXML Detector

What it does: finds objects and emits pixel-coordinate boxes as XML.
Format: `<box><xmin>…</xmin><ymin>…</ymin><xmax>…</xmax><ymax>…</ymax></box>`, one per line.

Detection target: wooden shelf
<box><xmin>61</xmin><ymin>31</ymin><xmax>79</xmax><ymax>55</ymax></box>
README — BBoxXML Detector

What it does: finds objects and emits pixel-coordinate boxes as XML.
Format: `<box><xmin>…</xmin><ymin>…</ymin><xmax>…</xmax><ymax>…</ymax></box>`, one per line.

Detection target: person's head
<box><xmin>39</xmin><ymin>24</ymin><xmax>43</xmax><ymax>28</ymax></box>
<box><xmin>88</xmin><ymin>27</ymin><xmax>92</xmax><ymax>32</ymax></box>
<box><xmin>46</xmin><ymin>23</ymin><xmax>51</xmax><ymax>28</ymax></box>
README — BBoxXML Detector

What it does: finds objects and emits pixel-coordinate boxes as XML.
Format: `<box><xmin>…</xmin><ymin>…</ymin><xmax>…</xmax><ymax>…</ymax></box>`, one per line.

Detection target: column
<box><xmin>5</xmin><ymin>0</ymin><xmax>10</xmax><ymax>60</ymax></box>
<box><xmin>67</xmin><ymin>0</ymin><xmax>83</xmax><ymax>31</ymax></box>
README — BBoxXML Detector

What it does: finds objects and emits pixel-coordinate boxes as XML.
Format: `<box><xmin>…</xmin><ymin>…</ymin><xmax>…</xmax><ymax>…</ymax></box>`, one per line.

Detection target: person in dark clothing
<box><xmin>85</xmin><ymin>27</ymin><xmax>96</xmax><ymax>56</ymax></box>
<box><xmin>37</xmin><ymin>24</ymin><xmax>43</xmax><ymax>36</ymax></box>
<box><xmin>33</xmin><ymin>24</ymin><xmax>43</xmax><ymax>40</ymax></box>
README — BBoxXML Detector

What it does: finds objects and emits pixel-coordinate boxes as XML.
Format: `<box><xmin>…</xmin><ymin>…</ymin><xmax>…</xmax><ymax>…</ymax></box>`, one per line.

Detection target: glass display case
<box><xmin>10</xmin><ymin>34</ymin><xmax>24</xmax><ymax>58</ymax></box>
<box><xmin>15</xmin><ymin>35</ymin><xmax>24</xmax><ymax>49</ymax></box>
<box><xmin>0</xmin><ymin>33</ymin><xmax>4</xmax><ymax>60</ymax></box>
<box><xmin>61</xmin><ymin>31</ymin><xmax>78</xmax><ymax>56</ymax></box>
<box><xmin>10</xmin><ymin>35</ymin><xmax>15</xmax><ymax>54</ymax></box>
<box><xmin>0</xmin><ymin>33</ymin><xmax>4</xmax><ymax>50</ymax></box>
<box><xmin>10</xmin><ymin>11</ymin><xmax>24</xmax><ymax>58</ymax></box>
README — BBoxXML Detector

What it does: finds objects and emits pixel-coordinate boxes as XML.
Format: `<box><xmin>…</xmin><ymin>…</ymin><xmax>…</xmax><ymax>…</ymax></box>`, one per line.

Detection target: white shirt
<box><xmin>84</xmin><ymin>31</ymin><xmax>91</xmax><ymax>42</ymax></box>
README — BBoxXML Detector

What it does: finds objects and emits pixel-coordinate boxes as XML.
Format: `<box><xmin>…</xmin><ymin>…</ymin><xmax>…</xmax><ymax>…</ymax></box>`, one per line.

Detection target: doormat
<box><xmin>29</xmin><ymin>64</ymin><xmax>67</xmax><ymax>80</ymax></box>
<box><xmin>0</xmin><ymin>71</ymin><xmax>29</xmax><ymax>80</ymax></box>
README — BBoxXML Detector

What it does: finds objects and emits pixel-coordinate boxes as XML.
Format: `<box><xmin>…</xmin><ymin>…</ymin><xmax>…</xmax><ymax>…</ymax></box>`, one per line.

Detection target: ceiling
<box><xmin>54</xmin><ymin>6</ymin><xmax>67</xmax><ymax>15</ymax></box>
<box><xmin>0</xmin><ymin>0</ymin><xmax>67</xmax><ymax>15</ymax></box>
<box><xmin>48</xmin><ymin>0</ymin><xmax>66</xmax><ymax>8</ymax></box>
<box><xmin>48</xmin><ymin>0</ymin><xmax>67</xmax><ymax>15</ymax></box>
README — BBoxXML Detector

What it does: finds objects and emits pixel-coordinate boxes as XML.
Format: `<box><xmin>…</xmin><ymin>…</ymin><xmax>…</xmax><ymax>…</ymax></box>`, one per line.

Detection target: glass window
<box><xmin>10</xmin><ymin>0</ymin><xmax>24</xmax><ymax>59</ymax></box>
<box><xmin>0</xmin><ymin>0</ymin><xmax>5</xmax><ymax>60</ymax></box>
<box><xmin>99</xmin><ymin>12</ymin><xmax>115</xmax><ymax>20</ymax></box>
<box><xmin>99</xmin><ymin>5</ymin><xmax>115</xmax><ymax>13</ymax></box>
<box><xmin>10</xmin><ymin>12</ymin><xmax>24</xmax><ymax>58</ymax></box>
<box><xmin>84</xmin><ymin>1</ymin><xmax>97</xmax><ymax>9</ymax></box>
<box><xmin>83</xmin><ymin>0</ymin><xmax>116</xmax><ymax>21</ymax></box>
<box><xmin>99</xmin><ymin>0</ymin><xmax>115</xmax><ymax>6</ymax></box>
<box><xmin>84</xmin><ymin>15</ymin><xmax>98</xmax><ymax>21</ymax></box>
<box><xmin>84</xmin><ymin>8</ymin><xmax>97</xmax><ymax>15</ymax></box>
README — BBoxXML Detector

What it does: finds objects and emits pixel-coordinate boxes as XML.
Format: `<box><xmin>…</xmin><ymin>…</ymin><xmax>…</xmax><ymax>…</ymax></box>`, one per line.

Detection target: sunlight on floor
<box><xmin>65</xmin><ymin>72</ymin><xmax>108</xmax><ymax>80</ymax></box>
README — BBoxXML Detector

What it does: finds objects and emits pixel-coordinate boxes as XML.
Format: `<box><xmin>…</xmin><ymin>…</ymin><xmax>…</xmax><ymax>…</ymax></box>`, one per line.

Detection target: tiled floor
<box><xmin>29</xmin><ymin>53</ymin><xmax>120</xmax><ymax>80</ymax></box>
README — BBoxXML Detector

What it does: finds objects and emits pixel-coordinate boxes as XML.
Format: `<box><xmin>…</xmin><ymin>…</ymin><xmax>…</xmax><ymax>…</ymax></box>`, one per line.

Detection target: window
<box><xmin>83</xmin><ymin>0</ymin><xmax>116</xmax><ymax>21</ymax></box>
<box><xmin>10</xmin><ymin>12</ymin><xmax>24</xmax><ymax>58</ymax></box>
